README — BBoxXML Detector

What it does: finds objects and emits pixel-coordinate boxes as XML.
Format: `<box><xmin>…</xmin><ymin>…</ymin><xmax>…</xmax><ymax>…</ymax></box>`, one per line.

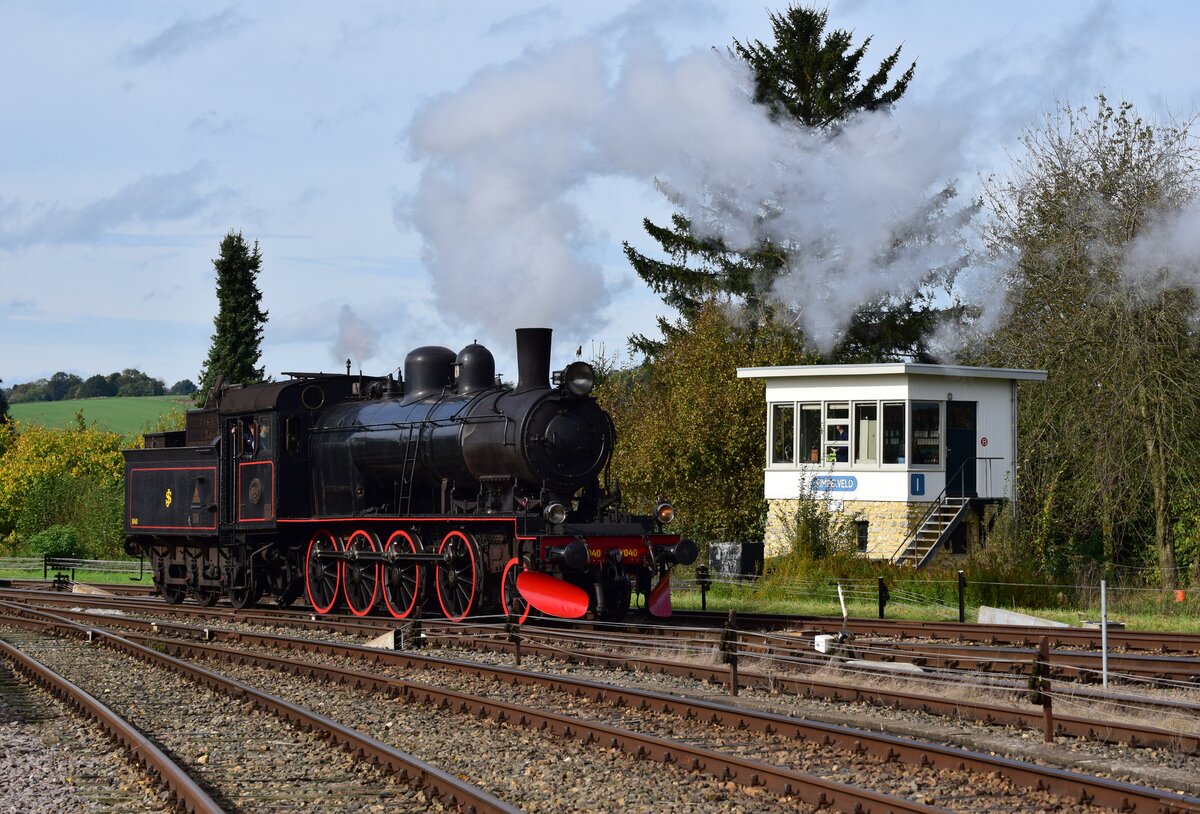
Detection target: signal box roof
<box><xmin>737</xmin><ymin>363</ymin><xmax>1047</xmax><ymax>382</ymax></box>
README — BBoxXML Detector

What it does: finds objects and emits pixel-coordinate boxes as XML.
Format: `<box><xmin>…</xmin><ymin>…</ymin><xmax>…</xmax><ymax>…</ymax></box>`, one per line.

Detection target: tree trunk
<box><xmin>1138</xmin><ymin>384</ymin><xmax>1179</xmax><ymax>591</ymax></box>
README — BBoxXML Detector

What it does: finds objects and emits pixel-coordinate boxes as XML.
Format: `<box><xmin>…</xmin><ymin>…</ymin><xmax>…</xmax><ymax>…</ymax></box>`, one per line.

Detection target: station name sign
<box><xmin>811</xmin><ymin>475</ymin><xmax>858</xmax><ymax>492</ymax></box>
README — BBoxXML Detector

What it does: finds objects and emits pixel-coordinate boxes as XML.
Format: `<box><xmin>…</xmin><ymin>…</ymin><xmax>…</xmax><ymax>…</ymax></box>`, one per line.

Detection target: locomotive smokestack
<box><xmin>515</xmin><ymin>328</ymin><xmax>552</xmax><ymax>392</ymax></box>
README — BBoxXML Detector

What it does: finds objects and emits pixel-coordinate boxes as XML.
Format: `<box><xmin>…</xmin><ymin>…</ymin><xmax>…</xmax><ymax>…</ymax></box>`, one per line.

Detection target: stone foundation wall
<box><xmin>765</xmin><ymin>498</ymin><xmax>931</xmax><ymax>559</ymax></box>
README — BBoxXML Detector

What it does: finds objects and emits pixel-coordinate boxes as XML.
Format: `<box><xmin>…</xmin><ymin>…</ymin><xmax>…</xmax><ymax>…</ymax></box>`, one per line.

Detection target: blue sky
<box><xmin>2</xmin><ymin>1</ymin><xmax>1198</xmax><ymax>388</ymax></box>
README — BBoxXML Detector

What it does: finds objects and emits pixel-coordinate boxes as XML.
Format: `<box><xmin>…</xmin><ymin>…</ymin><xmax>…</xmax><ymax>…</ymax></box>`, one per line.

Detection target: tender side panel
<box><xmin>125</xmin><ymin>448</ymin><xmax>218</xmax><ymax>534</ymax></box>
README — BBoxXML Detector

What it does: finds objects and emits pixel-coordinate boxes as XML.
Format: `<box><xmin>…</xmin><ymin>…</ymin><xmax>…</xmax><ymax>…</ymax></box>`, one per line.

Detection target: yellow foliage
<box><xmin>596</xmin><ymin>302</ymin><xmax>812</xmax><ymax>542</ymax></box>
<box><xmin>0</xmin><ymin>420</ymin><xmax>128</xmax><ymax>536</ymax></box>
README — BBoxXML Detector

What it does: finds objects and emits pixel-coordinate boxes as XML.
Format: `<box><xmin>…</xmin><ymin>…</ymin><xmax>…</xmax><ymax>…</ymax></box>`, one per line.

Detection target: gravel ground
<box><xmin>207</xmin><ymin>656</ymin><xmax>821</xmax><ymax>814</ymax></box>
<box><xmin>0</xmin><ymin>652</ymin><xmax>171</xmax><ymax>814</ymax></box>
<box><xmin>430</xmin><ymin>639</ymin><xmax>1200</xmax><ymax>798</ymax></box>
<box><xmin>22</xmin><ymin>604</ymin><xmax>1200</xmax><ymax>810</ymax></box>
<box><xmin>1</xmin><ymin>627</ymin><xmax>446</xmax><ymax>814</ymax></box>
<box><xmin>209</xmin><ymin>638</ymin><xmax>1120</xmax><ymax>813</ymax></box>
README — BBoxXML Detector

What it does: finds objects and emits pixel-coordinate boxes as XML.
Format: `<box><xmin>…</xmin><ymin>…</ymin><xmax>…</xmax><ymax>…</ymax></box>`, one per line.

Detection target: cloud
<box><xmin>487</xmin><ymin>6</ymin><xmax>564</xmax><ymax>37</ymax></box>
<box><xmin>1</xmin><ymin>298</ymin><xmax>39</xmax><ymax>317</ymax></box>
<box><xmin>0</xmin><ymin>164</ymin><xmax>233</xmax><ymax>251</ymax></box>
<box><xmin>188</xmin><ymin>111</ymin><xmax>244</xmax><ymax>136</ymax></box>
<box><xmin>121</xmin><ymin>7</ymin><xmax>249</xmax><ymax>66</ymax></box>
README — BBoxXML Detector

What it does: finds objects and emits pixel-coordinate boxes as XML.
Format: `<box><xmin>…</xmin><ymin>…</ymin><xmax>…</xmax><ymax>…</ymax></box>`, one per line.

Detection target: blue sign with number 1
<box><xmin>910</xmin><ymin>473</ymin><xmax>925</xmax><ymax>496</ymax></box>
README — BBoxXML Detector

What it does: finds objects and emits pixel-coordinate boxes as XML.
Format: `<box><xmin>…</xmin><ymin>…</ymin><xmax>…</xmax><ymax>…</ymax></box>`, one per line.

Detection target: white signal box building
<box><xmin>736</xmin><ymin>363</ymin><xmax>1046</xmax><ymax>565</ymax></box>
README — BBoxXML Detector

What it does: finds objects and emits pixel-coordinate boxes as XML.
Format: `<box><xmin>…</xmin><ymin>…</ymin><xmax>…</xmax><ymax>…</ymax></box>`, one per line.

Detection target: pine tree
<box><xmin>624</xmin><ymin>5</ymin><xmax>924</xmax><ymax>358</ymax></box>
<box><xmin>196</xmin><ymin>231</ymin><xmax>269</xmax><ymax>404</ymax></box>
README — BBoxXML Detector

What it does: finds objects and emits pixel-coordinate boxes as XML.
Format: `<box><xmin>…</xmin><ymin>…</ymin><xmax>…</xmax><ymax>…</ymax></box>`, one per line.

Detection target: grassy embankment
<box><xmin>8</xmin><ymin>395</ymin><xmax>190</xmax><ymax>435</ymax></box>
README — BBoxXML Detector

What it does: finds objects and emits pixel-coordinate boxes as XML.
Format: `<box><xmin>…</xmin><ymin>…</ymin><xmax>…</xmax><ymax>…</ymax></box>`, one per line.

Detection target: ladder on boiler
<box><xmin>396</xmin><ymin>422</ymin><xmax>422</xmax><ymax>516</ymax></box>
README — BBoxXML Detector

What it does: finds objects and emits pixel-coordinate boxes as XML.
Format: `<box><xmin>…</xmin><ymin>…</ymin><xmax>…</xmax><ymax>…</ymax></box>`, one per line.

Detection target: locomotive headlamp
<box><xmin>655</xmin><ymin>501</ymin><xmax>676</xmax><ymax>525</ymax></box>
<box><xmin>544</xmin><ymin>502</ymin><xmax>568</xmax><ymax>525</ymax></box>
<box><xmin>559</xmin><ymin>361</ymin><xmax>596</xmax><ymax>397</ymax></box>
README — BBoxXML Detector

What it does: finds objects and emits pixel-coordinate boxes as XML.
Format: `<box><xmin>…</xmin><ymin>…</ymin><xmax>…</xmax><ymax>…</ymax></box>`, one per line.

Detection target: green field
<box><xmin>9</xmin><ymin>395</ymin><xmax>191</xmax><ymax>436</ymax></box>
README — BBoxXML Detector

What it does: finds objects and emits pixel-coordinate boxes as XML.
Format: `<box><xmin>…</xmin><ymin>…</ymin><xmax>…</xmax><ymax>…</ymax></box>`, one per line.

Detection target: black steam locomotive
<box><xmin>123</xmin><ymin>328</ymin><xmax>696</xmax><ymax>621</ymax></box>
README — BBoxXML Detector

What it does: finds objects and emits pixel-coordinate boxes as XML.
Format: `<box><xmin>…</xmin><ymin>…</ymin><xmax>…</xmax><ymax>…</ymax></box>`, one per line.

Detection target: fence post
<box><xmin>1029</xmin><ymin>635</ymin><xmax>1054</xmax><ymax>743</ymax></box>
<box><xmin>957</xmin><ymin>570</ymin><xmax>966</xmax><ymax>623</ymax></box>
<box><xmin>1100</xmin><ymin>579</ymin><xmax>1108</xmax><ymax>689</ymax></box>
<box><xmin>506</xmin><ymin>614</ymin><xmax>522</xmax><ymax>667</ymax></box>
<box><xmin>696</xmin><ymin>564</ymin><xmax>711</xmax><ymax>612</ymax></box>
<box><xmin>877</xmin><ymin>576</ymin><xmax>889</xmax><ymax>619</ymax></box>
<box><xmin>720</xmin><ymin>610</ymin><xmax>739</xmax><ymax>696</ymax></box>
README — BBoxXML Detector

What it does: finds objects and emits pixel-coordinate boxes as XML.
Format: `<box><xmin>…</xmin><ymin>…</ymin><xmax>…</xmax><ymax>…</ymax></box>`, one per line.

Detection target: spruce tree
<box><xmin>196</xmin><ymin>231</ymin><xmax>269</xmax><ymax>404</ymax></box>
<box><xmin>624</xmin><ymin>5</ymin><xmax>928</xmax><ymax>359</ymax></box>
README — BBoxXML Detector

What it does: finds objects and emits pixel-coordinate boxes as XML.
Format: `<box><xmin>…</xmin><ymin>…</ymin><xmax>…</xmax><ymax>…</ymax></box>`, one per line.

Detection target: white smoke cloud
<box><xmin>403</xmin><ymin>32</ymin><xmax>980</xmax><ymax>353</ymax></box>
<box><xmin>333</xmin><ymin>304</ymin><xmax>381</xmax><ymax>371</ymax></box>
<box><xmin>1124</xmin><ymin>199</ymin><xmax>1200</xmax><ymax>293</ymax></box>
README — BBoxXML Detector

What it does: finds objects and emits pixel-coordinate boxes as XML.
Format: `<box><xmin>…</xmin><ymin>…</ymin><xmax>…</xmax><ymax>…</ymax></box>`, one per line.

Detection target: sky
<box><xmin>2</xmin><ymin>0</ymin><xmax>1199</xmax><ymax>389</ymax></box>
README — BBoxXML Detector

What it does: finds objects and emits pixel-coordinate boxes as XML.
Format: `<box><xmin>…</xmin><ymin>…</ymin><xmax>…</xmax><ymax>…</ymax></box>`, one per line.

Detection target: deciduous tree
<box><xmin>977</xmin><ymin>96</ymin><xmax>1200</xmax><ymax>587</ymax></box>
<box><xmin>596</xmin><ymin>301</ymin><xmax>812</xmax><ymax>543</ymax></box>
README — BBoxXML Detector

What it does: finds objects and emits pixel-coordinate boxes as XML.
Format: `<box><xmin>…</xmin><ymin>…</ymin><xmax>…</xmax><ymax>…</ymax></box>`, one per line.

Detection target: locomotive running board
<box><xmin>647</xmin><ymin>572</ymin><xmax>672</xmax><ymax>618</ymax></box>
<box><xmin>515</xmin><ymin>571</ymin><xmax>589</xmax><ymax>619</ymax></box>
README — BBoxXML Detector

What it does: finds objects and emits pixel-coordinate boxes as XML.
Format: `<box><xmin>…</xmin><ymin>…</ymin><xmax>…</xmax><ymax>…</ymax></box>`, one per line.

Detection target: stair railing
<box><xmin>889</xmin><ymin>456</ymin><xmax>1002</xmax><ymax>565</ymax></box>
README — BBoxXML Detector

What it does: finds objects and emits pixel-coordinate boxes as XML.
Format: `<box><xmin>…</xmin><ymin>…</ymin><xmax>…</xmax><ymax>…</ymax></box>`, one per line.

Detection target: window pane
<box><xmin>854</xmin><ymin>403</ymin><xmax>878</xmax><ymax>463</ymax></box>
<box><xmin>882</xmin><ymin>402</ymin><xmax>905</xmax><ymax>464</ymax></box>
<box><xmin>825</xmin><ymin>402</ymin><xmax>849</xmax><ymax>463</ymax></box>
<box><xmin>799</xmin><ymin>405</ymin><xmax>821</xmax><ymax>463</ymax></box>
<box><xmin>910</xmin><ymin>401</ymin><xmax>941</xmax><ymax>465</ymax></box>
<box><xmin>771</xmin><ymin>403</ymin><xmax>795</xmax><ymax>464</ymax></box>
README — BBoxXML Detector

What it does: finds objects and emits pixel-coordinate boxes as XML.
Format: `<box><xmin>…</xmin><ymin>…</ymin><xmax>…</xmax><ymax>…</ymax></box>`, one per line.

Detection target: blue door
<box><xmin>946</xmin><ymin>402</ymin><xmax>977</xmax><ymax>497</ymax></box>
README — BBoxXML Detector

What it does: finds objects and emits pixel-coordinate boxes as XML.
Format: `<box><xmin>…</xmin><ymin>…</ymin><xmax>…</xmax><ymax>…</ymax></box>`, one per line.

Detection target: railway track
<box><xmin>668</xmin><ymin>610</ymin><xmax>1200</xmax><ymax>655</ymax></box>
<box><xmin>5</xmin><ymin>587</ymin><xmax>1200</xmax><ymax>753</ymax></box>
<box><xmin>0</xmin><ymin>613</ymin><xmax>517</xmax><ymax>813</ymax></box>
<box><xmin>0</xmin><ymin>605</ymin><xmax>931</xmax><ymax>814</ymax></box>
<box><xmin>4</xmin><ymin>597</ymin><xmax>1200</xmax><ymax>812</ymax></box>
<box><xmin>0</xmin><ymin>642</ymin><xmax>180</xmax><ymax>813</ymax></box>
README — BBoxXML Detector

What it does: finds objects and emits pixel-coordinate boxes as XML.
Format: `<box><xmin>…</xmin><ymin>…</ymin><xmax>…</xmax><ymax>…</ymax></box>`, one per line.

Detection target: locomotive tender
<box><xmin>123</xmin><ymin>328</ymin><xmax>696</xmax><ymax>621</ymax></box>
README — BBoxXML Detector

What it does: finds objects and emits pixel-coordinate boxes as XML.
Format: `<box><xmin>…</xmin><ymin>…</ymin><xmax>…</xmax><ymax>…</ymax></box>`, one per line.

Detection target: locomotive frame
<box><xmin>124</xmin><ymin>328</ymin><xmax>696</xmax><ymax>621</ymax></box>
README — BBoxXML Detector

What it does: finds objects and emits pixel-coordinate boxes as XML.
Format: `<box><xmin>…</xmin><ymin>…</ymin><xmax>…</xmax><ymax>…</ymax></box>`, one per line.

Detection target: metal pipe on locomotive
<box><xmin>123</xmin><ymin>328</ymin><xmax>697</xmax><ymax>621</ymax></box>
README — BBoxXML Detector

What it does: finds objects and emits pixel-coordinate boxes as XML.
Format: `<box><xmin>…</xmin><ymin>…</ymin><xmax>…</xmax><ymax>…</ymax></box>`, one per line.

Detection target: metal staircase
<box><xmin>890</xmin><ymin>495</ymin><xmax>970</xmax><ymax>568</ymax></box>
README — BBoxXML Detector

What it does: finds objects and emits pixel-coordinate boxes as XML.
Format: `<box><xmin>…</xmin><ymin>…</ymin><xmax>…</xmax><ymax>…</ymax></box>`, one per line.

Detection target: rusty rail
<box><xmin>0</xmin><ymin>638</ymin><xmax>226</xmax><ymax>814</ymax></box>
<box><xmin>0</xmin><ymin>602</ymin><xmax>520</xmax><ymax>814</ymax></box>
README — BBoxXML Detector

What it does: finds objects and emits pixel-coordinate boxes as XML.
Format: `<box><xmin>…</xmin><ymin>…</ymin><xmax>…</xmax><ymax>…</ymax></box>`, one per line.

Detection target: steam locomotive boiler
<box><xmin>123</xmin><ymin>328</ymin><xmax>696</xmax><ymax>621</ymax></box>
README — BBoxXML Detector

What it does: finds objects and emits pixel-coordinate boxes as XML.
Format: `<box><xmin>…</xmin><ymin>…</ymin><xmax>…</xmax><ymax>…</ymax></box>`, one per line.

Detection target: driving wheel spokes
<box><xmin>382</xmin><ymin>530</ymin><xmax>423</xmax><ymax>620</ymax></box>
<box><xmin>305</xmin><ymin>529</ymin><xmax>342</xmax><ymax>615</ymax></box>
<box><xmin>435</xmin><ymin>530</ymin><xmax>480</xmax><ymax>622</ymax></box>
<box><xmin>342</xmin><ymin>529</ymin><xmax>380</xmax><ymax>617</ymax></box>
<box><xmin>500</xmin><ymin>557</ymin><xmax>530</xmax><ymax>625</ymax></box>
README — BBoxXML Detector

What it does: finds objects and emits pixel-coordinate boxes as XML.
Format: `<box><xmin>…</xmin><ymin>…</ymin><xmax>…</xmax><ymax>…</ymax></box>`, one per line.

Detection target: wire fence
<box><xmin>0</xmin><ymin>555</ymin><xmax>148</xmax><ymax>580</ymax></box>
<box><xmin>680</xmin><ymin>566</ymin><xmax>1196</xmax><ymax>623</ymax></box>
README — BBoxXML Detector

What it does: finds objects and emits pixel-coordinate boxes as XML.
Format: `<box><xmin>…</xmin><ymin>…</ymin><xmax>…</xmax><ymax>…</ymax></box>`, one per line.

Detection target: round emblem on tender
<box><xmin>248</xmin><ymin>478</ymin><xmax>263</xmax><ymax>505</ymax></box>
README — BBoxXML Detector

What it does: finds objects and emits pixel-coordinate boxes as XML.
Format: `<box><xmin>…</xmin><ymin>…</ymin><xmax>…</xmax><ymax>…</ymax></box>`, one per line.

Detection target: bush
<box><xmin>27</xmin><ymin>525</ymin><xmax>81</xmax><ymax>559</ymax></box>
<box><xmin>0</xmin><ymin>420</ymin><xmax>128</xmax><ymax>557</ymax></box>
